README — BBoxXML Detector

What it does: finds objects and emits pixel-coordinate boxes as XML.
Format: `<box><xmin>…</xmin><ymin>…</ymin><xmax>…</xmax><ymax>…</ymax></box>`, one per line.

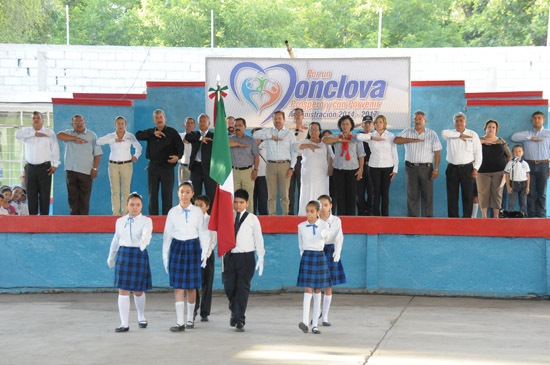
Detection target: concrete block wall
<box><xmin>0</xmin><ymin>44</ymin><xmax>549</xmax><ymax>103</ymax></box>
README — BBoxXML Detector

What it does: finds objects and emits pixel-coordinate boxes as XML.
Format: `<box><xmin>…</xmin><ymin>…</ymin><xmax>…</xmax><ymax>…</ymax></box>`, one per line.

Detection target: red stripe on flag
<box><xmin>209</xmin><ymin>185</ymin><xmax>236</xmax><ymax>256</ymax></box>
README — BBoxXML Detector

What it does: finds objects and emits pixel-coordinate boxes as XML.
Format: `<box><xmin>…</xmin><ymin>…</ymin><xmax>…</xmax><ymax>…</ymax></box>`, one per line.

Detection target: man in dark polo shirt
<box><xmin>136</xmin><ymin>109</ymin><xmax>184</xmax><ymax>215</ymax></box>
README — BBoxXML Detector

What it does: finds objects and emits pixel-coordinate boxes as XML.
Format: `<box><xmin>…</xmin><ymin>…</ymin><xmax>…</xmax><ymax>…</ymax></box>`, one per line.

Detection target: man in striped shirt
<box><xmin>394</xmin><ymin>110</ymin><xmax>442</xmax><ymax>217</ymax></box>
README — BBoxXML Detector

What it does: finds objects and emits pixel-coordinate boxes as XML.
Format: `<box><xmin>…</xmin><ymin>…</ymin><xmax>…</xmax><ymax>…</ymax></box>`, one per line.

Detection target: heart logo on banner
<box><xmin>230</xmin><ymin>62</ymin><xmax>297</xmax><ymax>125</ymax></box>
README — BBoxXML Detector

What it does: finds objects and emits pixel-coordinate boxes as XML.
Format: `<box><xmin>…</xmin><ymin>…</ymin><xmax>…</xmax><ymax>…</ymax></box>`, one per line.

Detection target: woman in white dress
<box><xmin>294</xmin><ymin>122</ymin><xmax>331</xmax><ymax>216</ymax></box>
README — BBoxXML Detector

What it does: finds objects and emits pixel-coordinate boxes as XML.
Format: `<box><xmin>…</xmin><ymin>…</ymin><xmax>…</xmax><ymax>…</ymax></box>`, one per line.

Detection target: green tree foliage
<box><xmin>0</xmin><ymin>0</ymin><xmax>548</xmax><ymax>48</ymax></box>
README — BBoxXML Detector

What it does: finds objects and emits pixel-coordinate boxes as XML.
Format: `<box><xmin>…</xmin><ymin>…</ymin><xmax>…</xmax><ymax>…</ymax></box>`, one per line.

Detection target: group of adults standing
<box><xmin>14</xmin><ymin>108</ymin><xmax>549</xmax><ymax>218</ymax></box>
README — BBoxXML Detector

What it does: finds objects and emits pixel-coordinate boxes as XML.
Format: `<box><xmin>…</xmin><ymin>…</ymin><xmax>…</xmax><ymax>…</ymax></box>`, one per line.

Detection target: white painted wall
<box><xmin>0</xmin><ymin>44</ymin><xmax>549</xmax><ymax>102</ymax></box>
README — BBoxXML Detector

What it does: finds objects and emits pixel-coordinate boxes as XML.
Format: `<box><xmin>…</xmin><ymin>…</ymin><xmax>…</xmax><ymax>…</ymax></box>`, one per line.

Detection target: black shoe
<box><xmin>115</xmin><ymin>326</ymin><xmax>129</xmax><ymax>333</ymax></box>
<box><xmin>322</xmin><ymin>321</ymin><xmax>331</xmax><ymax>327</ymax></box>
<box><xmin>170</xmin><ymin>324</ymin><xmax>185</xmax><ymax>332</ymax></box>
<box><xmin>235</xmin><ymin>323</ymin><xmax>245</xmax><ymax>332</ymax></box>
<box><xmin>298</xmin><ymin>322</ymin><xmax>308</xmax><ymax>333</ymax></box>
<box><xmin>138</xmin><ymin>321</ymin><xmax>148</xmax><ymax>328</ymax></box>
<box><xmin>230</xmin><ymin>317</ymin><xmax>237</xmax><ymax>327</ymax></box>
<box><xmin>312</xmin><ymin>327</ymin><xmax>321</xmax><ymax>334</ymax></box>
<box><xmin>201</xmin><ymin>316</ymin><xmax>209</xmax><ymax>322</ymax></box>
<box><xmin>186</xmin><ymin>321</ymin><xmax>194</xmax><ymax>329</ymax></box>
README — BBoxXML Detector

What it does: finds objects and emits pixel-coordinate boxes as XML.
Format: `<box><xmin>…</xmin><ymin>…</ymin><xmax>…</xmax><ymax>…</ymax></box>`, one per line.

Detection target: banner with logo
<box><xmin>205</xmin><ymin>57</ymin><xmax>410</xmax><ymax>129</ymax></box>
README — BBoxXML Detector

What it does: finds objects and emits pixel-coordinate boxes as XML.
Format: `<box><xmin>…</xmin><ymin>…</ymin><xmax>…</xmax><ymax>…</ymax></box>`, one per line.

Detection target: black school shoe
<box><xmin>298</xmin><ymin>322</ymin><xmax>308</xmax><ymax>333</ymax></box>
<box><xmin>235</xmin><ymin>323</ymin><xmax>245</xmax><ymax>332</ymax></box>
<box><xmin>138</xmin><ymin>321</ymin><xmax>148</xmax><ymax>328</ymax></box>
<box><xmin>201</xmin><ymin>316</ymin><xmax>209</xmax><ymax>322</ymax></box>
<box><xmin>170</xmin><ymin>324</ymin><xmax>185</xmax><ymax>332</ymax></box>
<box><xmin>115</xmin><ymin>326</ymin><xmax>129</xmax><ymax>333</ymax></box>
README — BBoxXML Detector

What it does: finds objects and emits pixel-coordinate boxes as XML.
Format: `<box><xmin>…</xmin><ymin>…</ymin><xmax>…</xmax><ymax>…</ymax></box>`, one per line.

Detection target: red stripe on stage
<box><xmin>146</xmin><ymin>81</ymin><xmax>206</xmax><ymax>88</ymax></box>
<box><xmin>465</xmin><ymin>91</ymin><xmax>543</xmax><ymax>99</ymax></box>
<box><xmin>411</xmin><ymin>81</ymin><xmax>465</xmax><ymax>87</ymax></box>
<box><xmin>72</xmin><ymin>93</ymin><xmax>147</xmax><ymax>100</ymax></box>
<box><xmin>466</xmin><ymin>99</ymin><xmax>549</xmax><ymax>106</ymax></box>
<box><xmin>51</xmin><ymin>98</ymin><xmax>134</xmax><ymax>107</ymax></box>
<box><xmin>3</xmin><ymin>216</ymin><xmax>550</xmax><ymax>238</ymax></box>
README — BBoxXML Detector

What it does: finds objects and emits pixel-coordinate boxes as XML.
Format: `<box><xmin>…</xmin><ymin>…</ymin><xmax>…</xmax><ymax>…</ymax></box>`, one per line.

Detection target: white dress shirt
<box><xmin>321</xmin><ymin>214</ymin><xmax>343</xmax><ymax>256</ymax></box>
<box><xmin>441</xmin><ymin>128</ymin><xmax>483</xmax><ymax>170</ymax></box>
<box><xmin>504</xmin><ymin>159</ymin><xmax>530</xmax><ymax>182</ymax></box>
<box><xmin>97</xmin><ymin>131</ymin><xmax>142</xmax><ymax>161</ymax></box>
<box><xmin>203</xmin><ymin>214</ymin><xmax>218</xmax><ymax>257</ymax></box>
<box><xmin>298</xmin><ymin>218</ymin><xmax>329</xmax><ymax>254</ymax></box>
<box><xmin>232</xmin><ymin>211</ymin><xmax>265</xmax><ymax>258</ymax></box>
<box><xmin>179</xmin><ymin>132</ymin><xmax>193</xmax><ymax>165</ymax></box>
<box><xmin>10</xmin><ymin>201</ymin><xmax>29</xmax><ymax>215</ymax></box>
<box><xmin>252</xmin><ymin>127</ymin><xmax>297</xmax><ymax>168</ymax></box>
<box><xmin>357</xmin><ymin>130</ymin><xmax>399</xmax><ymax>173</ymax></box>
<box><xmin>108</xmin><ymin>214</ymin><xmax>153</xmax><ymax>254</ymax></box>
<box><xmin>163</xmin><ymin>204</ymin><xmax>210</xmax><ymax>265</ymax></box>
<box><xmin>14</xmin><ymin>126</ymin><xmax>61</xmax><ymax>167</ymax></box>
<box><xmin>396</xmin><ymin>128</ymin><xmax>442</xmax><ymax>163</ymax></box>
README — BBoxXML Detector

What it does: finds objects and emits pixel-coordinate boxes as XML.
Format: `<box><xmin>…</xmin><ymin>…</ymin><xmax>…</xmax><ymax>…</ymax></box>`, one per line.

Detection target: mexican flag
<box><xmin>208</xmin><ymin>85</ymin><xmax>236</xmax><ymax>257</ymax></box>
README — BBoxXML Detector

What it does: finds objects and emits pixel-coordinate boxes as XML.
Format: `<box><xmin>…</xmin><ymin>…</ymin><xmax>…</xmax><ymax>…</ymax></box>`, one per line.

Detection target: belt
<box><xmin>267</xmin><ymin>160</ymin><xmax>290</xmax><ymax>164</ymax></box>
<box><xmin>27</xmin><ymin>161</ymin><xmax>50</xmax><ymax>167</ymax></box>
<box><xmin>180</xmin><ymin>163</ymin><xmax>188</xmax><ymax>167</ymax></box>
<box><xmin>405</xmin><ymin>161</ymin><xmax>432</xmax><ymax>167</ymax></box>
<box><xmin>109</xmin><ymin>160</ymin><xmax>132</xmax><ymax>165</ymax></box>
<box><xmin>232</xmin><ymin>165</ymin><xmax>253</xmax><ymax>170</ymax></box>
<box><xmin>449</xmin><ymin>162</ymin><xmax>473</xmax><ymax>167</ymax></box>
<box><xmin>525</xmin><ymin>159</ymin><xmax>550</xmax><ymax>164</ymax></box>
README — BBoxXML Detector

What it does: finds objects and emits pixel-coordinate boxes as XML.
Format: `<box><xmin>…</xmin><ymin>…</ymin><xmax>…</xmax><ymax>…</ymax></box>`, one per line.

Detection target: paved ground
<box><xmin>1</xmin><ymin>292</ymin><xmax>549</xmax><ymax>364</ymax></box>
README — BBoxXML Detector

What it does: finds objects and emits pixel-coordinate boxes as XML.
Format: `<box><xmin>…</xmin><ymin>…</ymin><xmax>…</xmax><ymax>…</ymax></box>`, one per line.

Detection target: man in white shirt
<box><xmin>252</xmin><ymin>111</ymin><xmax>297</xmax><ymax>215</ymax></box>
<box><xmin>223</xmin><ymin>189</ymin><xmax>265</xmax><ymax>332</ymax></box>
<box><xmin>178</xmin><ymin>117</ymin><xmax>196</xmax><ymax>185</ymax></box>
<box><xmin>441</xmin><ymin>112</ymin><xmax>482</xmax><ymax>218</ymax></box>
<box><xmin>394</xmin><ymin>110</ymin><xmax>442</xmax><ymax>217</ymax></box>
<box><xmin>14</xmin><ymin>111</ymin><xmax>60</xmax><ymax>215</ymax></box>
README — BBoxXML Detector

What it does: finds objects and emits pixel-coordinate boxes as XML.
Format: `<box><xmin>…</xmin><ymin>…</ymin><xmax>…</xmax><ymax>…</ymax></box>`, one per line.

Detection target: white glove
<box><xmin>207</xmin><ymin>246</ymin><xmax>213</xmax><ymax>258</ymax></box>
<box><xmin>107</xmin><ymin>257</ymin><xmax>115</xmax><ymax>268</ymax></box>
<box><xmin>300</xmin><ymin>250</ymin><xmax>304</xmax><ymax>257</ymax></box>
<box><xmin>201</xmin><ymin>251</ymin><xmax>207</xmax><ymax>268</ymax></box>
<box><xmin>140</xmin><ymin>242</ymin><xmax>147</xmax><ymax>251</ymax></box>
<box><xmin>255</xmin><ymin>257</ymin><xmax>264</xmax><ymax>276</ymax></box>
<box><xmin>163</xmin><ymin>259</ymin><xmax>169</xmax><ymax>274</ymax></box>
<box><xmin>333</xmin><ymin>251</ymin><xmax>341</xmax><ymax>263</ymax></box>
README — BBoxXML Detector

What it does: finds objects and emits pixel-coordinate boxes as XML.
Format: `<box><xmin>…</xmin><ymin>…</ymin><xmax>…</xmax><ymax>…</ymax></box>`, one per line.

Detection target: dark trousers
<box><xmin>147</xmin><ymin>164</ymin><xmax>174</xmax><ymax>215</ymax></box>
<box><xmin>288</xmin><ymin>156</ymin><xmax>302</xmax><ymax>215</ymax></box>
<box><xmin>195</xmin><ymin>254</ymin><xmax>215</xmax><ymax>318</ymax></box>
<box><xmin>329</xmin><ymin>175</ymin><xmax>337</xmax><ymax>214</ymax></box>
<box><xmin>190</xmin><ymin>162</ymin><xmax>217</xmax><ymax>212</ymax></box>
<box><xmin>508</xmin><ymin>181</ymin><xmax>528</xmax><ymax>214</ymax></box>
<box><xmin>356</xmin><ymin>166</ymin><xmax>374</xmax><ymax>216</ymax></box>
<box><xmin>405</xmin><ymin>163</ymin><xmax>434</xmax><ymax>217</ymax></box>
<box><xmin>66</xmin><ymin>171</ymin><xmax>93</xmax><ymax>215</ymax></box>
<box><xmin>25</xmin><ymin>162</ymin><xmax>52</xmax><ymax>215</ymax></box>
<box><xmin>527</xmin><ymin>162</ymin><xmax>548</xmax><ymax>217</ymax></box>
<box><xmin>253</xmin><ymin>176</ymin><xmax>268</xmax><ymax>215</ymax></box>
<box><xmin>223</xmin><ymin>252</ymin><xmax>255</xmax><ymax>326</ymax></box>
<box><xmin>333</xmin><ymin>168</ymin><xmax>358</xmax><ymax>216</ymax></box>
<box><xmin>446</xmin><ymin>163</ymin><xmax>474</xmax><ymax>218</ymax></box>
<box><xmin>370</xmin><ymin>167</ymin><xmax>393</xmax><ymax>216</ymax></box>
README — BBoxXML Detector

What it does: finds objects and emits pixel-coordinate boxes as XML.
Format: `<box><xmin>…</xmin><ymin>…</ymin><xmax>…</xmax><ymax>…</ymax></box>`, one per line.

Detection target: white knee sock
<box><xmin>322</xmin><ymin>294</ymin><xmax>332</xmax><ymax>323</ymax></box>
<box><xmin>312</xmin><ymin>292</ymin><xmax>321</xmax><ymax>328</ymax></box>
<box><xmin>187</xmin><ymin>301</ymin><xmax>195</xmax><ymax>323</ymax></box>
<box><xmin>118</xmin><ymin>295</ymin><xmax>130</xmax><ymax>327</ymax></box>
<box><xmin>134</xmin><ymin>293</ymin><xmax>146</xmax><ymax>322</ymax></box>
<box><xmin>175</xmin><ymin>301</ymin><xmax>185</xmax><ymax>325</ymax></box>
<box><xmin>302</xmin><ymin>292</ymin><xmax>312</xmax><ymax>325</ymax></box>
<box><xmin>472</xmin><ymin>203</ymin><xmax>479</xmax><ymax>218</ymax></box>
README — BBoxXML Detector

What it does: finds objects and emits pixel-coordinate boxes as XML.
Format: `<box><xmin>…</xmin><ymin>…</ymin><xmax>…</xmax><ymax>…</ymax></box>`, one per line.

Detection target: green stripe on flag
<box><xmin>210</xmin><ymin>93</ymin><xmax>232</xmax><ymax>185</ymax></box>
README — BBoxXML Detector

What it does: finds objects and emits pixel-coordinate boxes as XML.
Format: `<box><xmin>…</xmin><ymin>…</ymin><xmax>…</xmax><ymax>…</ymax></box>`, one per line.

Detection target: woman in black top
<box><xmin>476</xmin><ymin>120</ymin><xmax>511</xmax><ymax>218</ymax></box>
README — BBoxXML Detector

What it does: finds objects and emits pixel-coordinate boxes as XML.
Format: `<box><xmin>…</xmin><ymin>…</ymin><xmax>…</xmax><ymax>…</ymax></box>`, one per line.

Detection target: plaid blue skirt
<box><xmin>114</xmin><ymin>246</ymin><xmax>152</xmax><ymax>292</ymax></box>
<box><xmin>169</xmin><ymin>238</ymin><xmax>202</xmax><ymax>289</ymax></box>
<box><xmin>324</xmin><ymin>244</ymin><xmax>347</xmax><ymax>286</ymax></box>
<box><xmin>297</xmin><ymin>250</ymin><xmax>331</xmax><ymax>288</ymax></box>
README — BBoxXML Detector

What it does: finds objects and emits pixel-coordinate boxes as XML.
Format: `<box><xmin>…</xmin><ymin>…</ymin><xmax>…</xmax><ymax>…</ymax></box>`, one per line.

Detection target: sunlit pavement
<box><xmin>1</xmin><ymin>292</ymin><xmax>548</xmax><ymax>364</ymax></box>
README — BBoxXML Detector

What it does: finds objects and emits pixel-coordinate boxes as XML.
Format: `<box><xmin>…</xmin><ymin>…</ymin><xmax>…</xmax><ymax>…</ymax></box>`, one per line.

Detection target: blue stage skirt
<box><xmin>297</xmin><ymin>250</ymin><xmax>331</xmax><ymax>288</ymax></box>
<box><xmin>324</xmin><ymin>244</ymin><xmax>347</xmax><ymax>286</ymax></box>
<box><xmin>169</xmin><ymin>238</ymin><xmax>202</xmax><ymax>289</ymax></box>
<box><xmin>114</xmin><ymin>246</ymin><xmax>152</xmax><ymax>292</ymax></box>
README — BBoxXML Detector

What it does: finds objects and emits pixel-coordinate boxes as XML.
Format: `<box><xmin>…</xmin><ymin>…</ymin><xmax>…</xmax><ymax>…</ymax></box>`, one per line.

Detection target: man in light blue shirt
<box><xmin>511</xmin><ymin>111</ymin><xmax>550</xmax><ymax>217</ymax></box>
<box><xmin>57</xmin><ymin>114</ymin><xmax>103</xmax><ymax>215</ymax></box>
<box><xmin>252</xmin><ymin>111</ymin><xmax>296</xmax><ymax>215</ymax></box>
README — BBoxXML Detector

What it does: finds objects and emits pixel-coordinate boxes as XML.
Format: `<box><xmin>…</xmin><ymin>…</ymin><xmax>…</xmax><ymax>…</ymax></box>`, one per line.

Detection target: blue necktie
<box><xmin>307</xmin><ymin>224</ymin><xmax>317</xmax><ymax>235</ymax></box>
<box><xmin>182</xmin><ymin>208</ymin><xmax>190</xmax><ymax>223</ymax></box>
<box><xmin>125</xmin><ymin>217</ymin><xmax>135</xmax><ymax>241</ymax></box>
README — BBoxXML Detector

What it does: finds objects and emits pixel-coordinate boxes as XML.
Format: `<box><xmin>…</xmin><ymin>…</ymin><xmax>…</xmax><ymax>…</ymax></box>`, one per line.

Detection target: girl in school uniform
<box><xmin>107</xmin><ymin>192</ymin><xmax>153</xmax><ymax>332</ymax></box>
<box><xmin>297</xmin><ymin>200</ymin><xmax>331</xmax><ymax>334</ymax></box>
<box><xmin>318</xmin><ymin>194</ymin><xmax>346</xmax><ymax>326</ymax></box>
<box><xmin>163</xmin><ymin>182</ymin><xmax>210</xmax><ymax>332</ymax></box>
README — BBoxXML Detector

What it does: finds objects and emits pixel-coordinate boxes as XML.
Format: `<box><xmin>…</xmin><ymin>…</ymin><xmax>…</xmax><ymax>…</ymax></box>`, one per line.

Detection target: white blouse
<box><xmin>357</xmin><ymin>130</ymin><xmax>399</xmax><ymax>173</ymax></box>
<box><xmin>97</xmin><ymin>131</ymin><xmax>142</xmax><ymax>162</ymax></box>
<box><xmin>321</xmin><ymin>214</ymin><xmax>343</xmax><ymax>255</ymax></box>
<box><xmin>108</xmin><ymin>214</ymin><xmax>153</xmax><ymax>254</ymax></box>
<box><xmin>298</xmin><ymin>218</ymin><xmax>329</xmax><ymax>254</ymax></box>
